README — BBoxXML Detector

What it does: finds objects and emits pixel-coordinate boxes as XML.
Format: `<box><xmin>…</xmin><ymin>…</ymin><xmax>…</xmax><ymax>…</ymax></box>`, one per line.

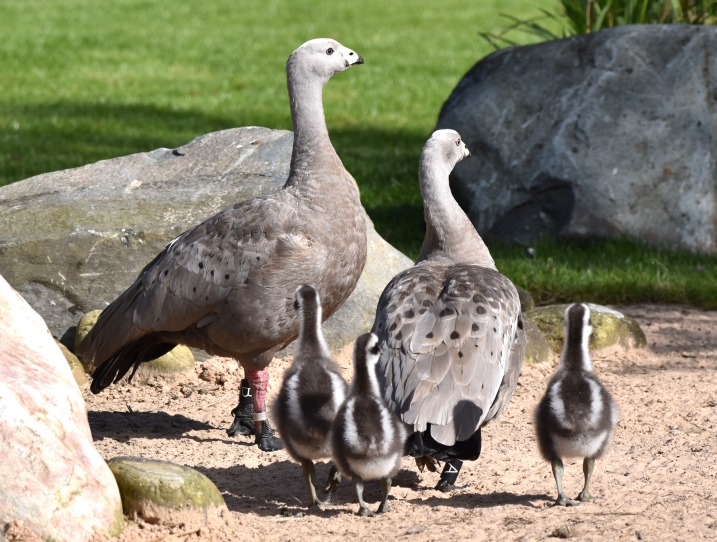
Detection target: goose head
<box><xmin>424</xmin><ymin>129</ymin><xmax>471</xmax><ymax>169</ymax></box>
<box><xmin>288</xmin><ymin>38</ymin><xmax>364</xmax><ymax>85</ymax></box>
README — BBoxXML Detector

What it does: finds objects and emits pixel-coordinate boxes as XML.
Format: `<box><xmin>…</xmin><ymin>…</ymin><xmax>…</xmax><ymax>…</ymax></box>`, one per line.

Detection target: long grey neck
<box><xmin>417</xmin><ymin>151</ymin><xmax>496</xmax><ymax>268</ymax></box>
<box><xmin>294</xmin><ymin>306</ymin><xmax>331</xmax><ymax>361</ymax></box>
<box><xmin>284</xmin><ymin>63</ymin><xmax>340</xmax><ymax>189</ymax></box>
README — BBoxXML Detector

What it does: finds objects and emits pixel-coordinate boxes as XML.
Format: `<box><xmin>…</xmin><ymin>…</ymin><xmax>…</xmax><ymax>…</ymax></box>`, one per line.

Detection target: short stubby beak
<box><xmin>355</xmin><ymin>55</ymin><xmax>364</xmax><ymax>65</ymax></box>
<box><xmin>463</xmin><ymin>146</ymin><xmax>471</xmax><ymax>158</ymax></box>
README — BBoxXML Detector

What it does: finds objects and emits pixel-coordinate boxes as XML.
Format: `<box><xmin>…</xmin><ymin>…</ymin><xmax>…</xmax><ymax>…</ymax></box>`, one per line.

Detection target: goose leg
<box><xmin>245</xmin><ymin>368</ymin><xmax>283</xmax><ymax>452</ymax></box>
<box><xmin>375</xmin><ymin>477</ymin><xmax>392</xmax><ymax>515</ymax></box>
<box><xmin>435</xmin><ymin>459</ymin><xmax>467</xmax><ymax>492</ymax></box>
<box><xmin>300</xmin><ymin>460</ymin><xmax>322</xmax><ymax>507</ymax></box>
<box><xmin>551</xmin><ymin>458</ymin><xmax>579</xmax><ymax>507</ymax></box>
<box><xmin>577</xmin><ymin>457</ymin><xmax>596</xmax><ymax>502</ymax></box>
<box><xmin>226</xmin><ymin>378</ymin><xmax>254</xmax><ymax>437</ymax></box>
<box><xmin>352</xmin><ymin>476</ymin><xmax>373</xmax><ymax>517</ymax></box>
<box><xmin>323</xmin><ymin>465</ymin><xmax>342</xmax><ymax>494</ymax></box>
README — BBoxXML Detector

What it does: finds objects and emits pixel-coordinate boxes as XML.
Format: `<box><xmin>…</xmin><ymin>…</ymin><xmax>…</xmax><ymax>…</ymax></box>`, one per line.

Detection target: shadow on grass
<box><xmin>1</xmin><ymin>100</ymin><xmax>430</xmax><ymax>255</ymax></box>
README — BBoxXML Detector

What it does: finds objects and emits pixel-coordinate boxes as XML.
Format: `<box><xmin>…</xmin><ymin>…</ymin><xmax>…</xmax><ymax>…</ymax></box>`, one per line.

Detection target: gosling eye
<box><xmin>293</xmin><ymin>300</ymin><xmax>300</xmax><ymax>310</ymax></box>
<box><xmin>326</xmin><ymin>47</ymin><xmax>334</xmax><ymax>55</ymax></box>
<box><xmin>455</xmin><ymin>139</ymin><xmax>461</xmax><ymax>146</ymax></box>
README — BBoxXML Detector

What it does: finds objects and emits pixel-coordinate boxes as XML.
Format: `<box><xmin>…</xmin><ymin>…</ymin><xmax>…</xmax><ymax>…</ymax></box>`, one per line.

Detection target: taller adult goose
<box><xmin>372</xmin><ymin>129</ymin><xmax>525</xmax><ymax>489</ymax></box>
<box><xmin>77</xmin><ymin>39</ymin><xmax>367</xmax><ymax>452</ymax></box>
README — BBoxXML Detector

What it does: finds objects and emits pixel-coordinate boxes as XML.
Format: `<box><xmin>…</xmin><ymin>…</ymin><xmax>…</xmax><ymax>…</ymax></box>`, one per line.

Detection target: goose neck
<box><xmin>416</xmin><ymin>153</ymin><xmax>496</xmax><ymax>269</ymax></box>
<box><xmin>286</xmin><ymin>71</ymin><xmax>338</xmax><ymax>185</ymax></box>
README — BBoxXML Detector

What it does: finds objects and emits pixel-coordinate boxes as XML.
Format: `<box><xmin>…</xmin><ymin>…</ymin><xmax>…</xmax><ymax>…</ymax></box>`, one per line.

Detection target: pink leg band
<box><xmin>245</xmin><ymin>368</ymin><xmax>269</xmax><ymax>434</ymax></box>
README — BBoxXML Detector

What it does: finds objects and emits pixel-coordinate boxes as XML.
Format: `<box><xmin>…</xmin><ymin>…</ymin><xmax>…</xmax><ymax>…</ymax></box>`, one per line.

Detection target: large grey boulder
<box><xmin>0</xmin><ymin>275</ymin><xmax>124</xmax><ymax>541</ymax></box>
<box><xmin>0</xmin><ymin>127</ymin><xmax>412</xmax><ymax>355</ymax></box>
<box><xmin>437</xmin><ymin>25</ymin><xmax>717</xmax><ymax>252</ymax></box>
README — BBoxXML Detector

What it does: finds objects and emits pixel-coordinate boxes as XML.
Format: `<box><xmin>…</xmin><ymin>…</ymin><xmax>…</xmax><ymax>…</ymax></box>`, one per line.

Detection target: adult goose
<box><xmin>372</xmin><ymin>129</ymin><xmax>525</xmax><ymax>489</ymax></box>
<box><xmin>77</xmin><ymin>39</ymin><xmax>367</xmax><ymax>452</ymax></box>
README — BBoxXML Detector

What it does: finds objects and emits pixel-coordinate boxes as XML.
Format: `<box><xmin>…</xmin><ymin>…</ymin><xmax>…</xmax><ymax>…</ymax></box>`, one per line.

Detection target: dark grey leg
<box><xmin>577</xmin><ymin>457</ymin><xmax>596</xmax><ymax>502</ymax></box>
<box><xmin>352</xmin><ymin>476</ymin><xmax>373</xmax><ymax>517</ymax></box>
<box><xmin>300</xmin><ymin>459</ymin><xmax>322</xmax><ymax>507</ymax></box>
<box><xmin>376</xmin><ymin>477</ymin><xmax>392</xmax><ymax>515</ymax></box>
<box><xmin>323</xmin><ymin>464</ymin><xmax>342</xmax><ymax>494</ymax></box>
<box><xmin>551</xmin><ymin>458</ymin><xmax>579</xmax><ymax>507</ymax></box>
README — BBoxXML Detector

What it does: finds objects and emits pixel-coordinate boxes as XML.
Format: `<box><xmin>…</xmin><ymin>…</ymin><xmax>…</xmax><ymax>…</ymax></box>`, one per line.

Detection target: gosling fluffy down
<box><xmin>534</xmin><ymin>303</ymin><xmax>619</xmax><ymax>506</ymax></box>
<box><xmin>332</xmin><ymin>332</ymin><xmax>406</xmax><ymax>516</ymax></box>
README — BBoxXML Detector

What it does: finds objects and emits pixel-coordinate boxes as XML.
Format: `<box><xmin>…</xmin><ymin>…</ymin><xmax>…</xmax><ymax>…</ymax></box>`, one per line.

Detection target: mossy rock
<box><xmin>525</xmin><ymin>303</ymin><xmax>646</xmax><ymax>353</ymax></box>
<box><xmin>55</xmin><ymin>340</ymin><xmax>88</xmax><ymax>387</ymax></box>
<box><xmin>515</xmin><ymin>286</ymin><xmax>535</xmax><ymax>312</ymax></box>
<box><xmin>523</xmin><ymin>317</ymin><xmax>550</xmax><ymax>365</ymax></box>
<box><xmin>107</xmin><ymin>457</ymin><xmax>225</xmax><ymax>524</ymax></box>
<box><xmin>75</xmin><ymin>310</ymin><xmax>195</xmax><ymax>381</ymax></box>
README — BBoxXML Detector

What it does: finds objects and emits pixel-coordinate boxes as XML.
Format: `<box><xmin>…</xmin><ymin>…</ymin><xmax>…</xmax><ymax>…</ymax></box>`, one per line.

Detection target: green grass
<box><xmin>2</xmin><ymin>0</ymin><xmax>717</xmax><ymax>308</ymax></box>
<box><xmin>0</xmin><ymin>0</ymin><xmax>548</xmax><ymax>256</ymax></box>
<box><xmin>491</xmin><ymin>237</ymin><xmax>717</xmax><ymax>309</ymax></box>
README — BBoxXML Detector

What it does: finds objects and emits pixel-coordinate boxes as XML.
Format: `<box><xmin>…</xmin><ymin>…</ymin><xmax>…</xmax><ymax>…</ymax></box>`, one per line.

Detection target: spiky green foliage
<box><xmin>480</xmin><ymin>0</ymin><xmax>717</xmax><ymax>48</ymax></box>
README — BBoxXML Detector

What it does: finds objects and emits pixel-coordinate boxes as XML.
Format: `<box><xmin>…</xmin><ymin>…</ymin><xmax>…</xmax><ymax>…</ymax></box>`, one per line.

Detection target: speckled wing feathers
<box><xmin>374</xmin><ymin>263</ymin><xmax>522</xmax><ymax>445</ymax></box>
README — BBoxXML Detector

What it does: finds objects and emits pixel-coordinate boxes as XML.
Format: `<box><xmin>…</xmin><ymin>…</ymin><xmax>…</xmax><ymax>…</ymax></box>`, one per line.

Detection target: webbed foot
<box><xmin>323</xmin><ymin>465</ymin><xmax>341</xmax><ymax>494</ymax></box>
<box><xmin>577</xmin><ymin>489</ymin><xmax>595</xmax><ymax>502</ymax></box>
<box><xmin>554</xmin><ymin>496</ymin><xmax>581</xmax><ymax>507</ymax></box>
<box><xmin>255</xmin><ymin>420</ymin><xmax>284</xmax><ymax>452</ymax></box>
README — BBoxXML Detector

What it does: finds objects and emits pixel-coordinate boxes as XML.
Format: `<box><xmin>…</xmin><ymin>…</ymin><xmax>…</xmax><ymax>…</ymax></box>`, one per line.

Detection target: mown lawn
<box><xmin>2</xmin><ymin>0</ymin><xmax>716</xmax><ymax>307</ymax></box>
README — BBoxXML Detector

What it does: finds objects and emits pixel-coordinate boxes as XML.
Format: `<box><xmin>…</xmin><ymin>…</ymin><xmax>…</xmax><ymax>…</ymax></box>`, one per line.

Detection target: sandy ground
<box><xmin>80</xmin><ymin>305</ymin><xmax>717</xmax><ymax>542</ymax></box>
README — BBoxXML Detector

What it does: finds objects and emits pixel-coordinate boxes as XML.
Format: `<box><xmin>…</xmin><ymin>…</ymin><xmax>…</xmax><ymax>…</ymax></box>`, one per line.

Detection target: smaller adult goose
<box><xmin>332</xmin><ymin>332</ymin><xmax>406</xmax><ymax>516</ymax></box>
<box><xmin>373</xmin><ymin>129</ymin><xmax>526</xmax><ymax>491</ymax></box>
<box><xmin>273</xmin><ymin>285</ymin><xmax>348</xmax><ymax>507</ymax></box>
<box><xmin>534</xmin><ymin>303</ymin><xmax>618</xmax><ymax>506</ymax></box>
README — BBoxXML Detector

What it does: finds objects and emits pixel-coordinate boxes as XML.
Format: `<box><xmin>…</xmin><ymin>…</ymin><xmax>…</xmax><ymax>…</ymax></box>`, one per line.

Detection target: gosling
<box><xmin>273</xmin><ymin>285</ymin><xmax>348</xmax><ymax>507</ymax></box>
<box><xmin>332</xmin><ymin>332</ymin><xmax>406</xmax><ymax>516</ymax></box>
<box><xmin>534</xmin><ymin>303</ymin><xmax>619</xmax><ymax>506</ymax></box>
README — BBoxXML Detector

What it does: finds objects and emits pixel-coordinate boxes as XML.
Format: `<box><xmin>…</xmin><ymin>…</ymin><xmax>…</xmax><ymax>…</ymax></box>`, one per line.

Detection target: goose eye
<box><xmin>455</xmin><ymin>139</ymin><xmax>461</xmax><ymax>146</ymax></box>
<box><xmin>326</xmin><ymin>48</ymin><xmax>334</xmax><ymax>55</ymax></box>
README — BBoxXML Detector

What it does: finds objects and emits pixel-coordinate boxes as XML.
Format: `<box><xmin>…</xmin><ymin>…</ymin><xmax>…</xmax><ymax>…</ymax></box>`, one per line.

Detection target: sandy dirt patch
<box><xmin>85</xmin><ymin>305</ymin><xmax>717</xmax><ymax>541</ymax></box>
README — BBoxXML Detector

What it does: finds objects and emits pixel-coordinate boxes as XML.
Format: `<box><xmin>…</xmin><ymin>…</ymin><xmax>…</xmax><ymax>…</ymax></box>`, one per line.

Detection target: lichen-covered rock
<box><xmin>0</xmin><ymin>127</ymin><xmax>412</xmax><ymax>355</ymax></box>
<box><xmin>516</xmin><ymin>286</ymin><xmax>535</xmax><ymax>312</ymax></box>
<box><xmin>525</xmin><ymin>303</ymin><xmax>646</xmax><ymax>353</ymax></box>
<box><xmin>56</xmin><ymin>341</ymin><xmax>88</xmax><ymax>387</ymax></box>
<box><xmin>74</xmin><ymin>310</ymin><xmax>102</xmax><ymax>357</ymax></box>
<box><xmin>523</xmin><ymin>316</ymin><xmax>550</xmax><ymax>365</ymax></box>
<box><xmin>107</xmin><ymin>457</ymin><xmax>226</xmax><ymax>525</ymax></box>
<box><xmin>0</xmin><ymin>275</ymin><xmax>124</xmax><ymax>541</ymax></box>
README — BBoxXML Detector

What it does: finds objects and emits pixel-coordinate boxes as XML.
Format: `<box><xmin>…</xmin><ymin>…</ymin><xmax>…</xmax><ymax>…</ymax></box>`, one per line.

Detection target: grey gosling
<box><xmin>535</xmin><ymin>303</ymin><xmax>619</xmax><ymax>506</ymax></box>
<box><xmin>332</xmin><ymin>333</ymin><xmax>407</xmax><ymax>516</ymax></box>
<box><xmin>76</xmin><ymin>39</ymin><xmax>366</xmax><ymax>453</ymax></box>
<box><xmin>274</xmin><ymin>285</ymin><xmax>348</xmax><ymax>507</ymax></box>
<box><xmin>373</xmin><ymin>129</ymin><xmax>525</xmax><ymax>491</ymax></box>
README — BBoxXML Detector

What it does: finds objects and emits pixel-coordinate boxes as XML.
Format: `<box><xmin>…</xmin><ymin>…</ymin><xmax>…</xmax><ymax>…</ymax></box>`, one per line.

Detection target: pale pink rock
<box><xmin>0</xmin><ymin>275</ymin><xmax>124</xmax><ymax>541</ymax></box>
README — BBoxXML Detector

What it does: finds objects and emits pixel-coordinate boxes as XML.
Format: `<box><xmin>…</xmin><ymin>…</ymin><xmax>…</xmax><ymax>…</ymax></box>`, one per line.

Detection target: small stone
<box><xmin>523</xmin><ymin>317</ymin><xmax>550</xmax><ymax>365</ymax></box>
<box><xmin>516</xmin><ymin>285</ymin><xmax>535</xmax><ymax>312</ymax></box>
<box><xmin>107</xmin><ymin>457</ymin><xmax>226</xmax><ymax>525</ymax></box>
<box><xmin>56</xmin><ymin>340</ymin><xmax>88</xmax><ymax>387</ymax></box>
